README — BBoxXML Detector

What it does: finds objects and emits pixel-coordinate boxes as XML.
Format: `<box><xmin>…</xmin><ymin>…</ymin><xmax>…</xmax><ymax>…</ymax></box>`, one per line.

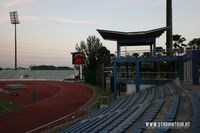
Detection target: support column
<box><xmin>113</xmin><ymin>60</ymin><xmax>117</xmax><ymax>96</ymax></box>
<box><xmin>192</xmin><ymin>53</ymin><xmax>199</xmax><ymax>85</ymax></box>
<box><xmin>187</xmin><ymin>60</ymin><xmax>190</xmax><ymax>82</ymax></box>
<box><xmin>114</xmin><ymin>61</ymin><xmax>121</xmax><ymax>96</ymax></box>
<box><xmin>185</xmin><ymin>61</ymin><xmax>188</xmax><ymax>82</ymax></box>
<box><xmin>179</xmin><ymin>61</ymin><xmax>184</xmax><ymax>81</ymax></box>
<box><xmin>116</xmin><ymin>63</ymin><xmax>120</xmax><ymax>96</ymax></box>
<box><xmin>117</xmin><ymin>42</ymin><xmax>121</xmax><ymax>58</ymax></box>
<box><xmin>136</xmin><ymin>62</ymin><xmax>140</xmax><ymax>93</ymax></box>
<box><xmin>153</xmin><ymin>39</ymin><xmax>156</xmax><ymax>56</ymax></box>
<box><xmin>189</xmin><ymin>60</ymin><xmax>192</xmax><ymax>82</ymax></box>
<box><xmin>183</xmin><ymin>62</ymin><xmax>186</xmax><ymax>82</ymax></box>
<box><xmin>126</xmin><ymin>62</ymin><xmax>129</xmax><ymax>79</ymax></box>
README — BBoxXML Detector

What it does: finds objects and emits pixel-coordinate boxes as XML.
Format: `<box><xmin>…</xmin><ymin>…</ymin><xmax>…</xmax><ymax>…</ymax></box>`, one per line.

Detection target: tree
<box><xmin>97</xmin><ymin>46</ymin><xmax>110</xmax><ymax>65</ymax></box>
<box><xmin>76</xmin><ymin>35</ymin><xmax>112</xmax><ymax>84</ymax></box>
<box><xmin>155</xmin><ymin>46</ymin><xmax>165</xmax><ymax>56</ymax></box>
<box><xmin>141</xmin><ymin>52</ymin><xmax>151</xmax><ymax>57</ymax></box>
<box><xmin>173</xmin><ymin>34</ymin><xmax>186</xmax><ymax>55</ymax></box>
<box><xmin>76</xmin><ymin>35</ymin><xmax>112</xmax><ymax>68</ymax></box>
<box><xmin>76</xmin><ymin>35</ymin><xmax>103</xmax><ymax>68</ymax></box>
<box><xmin>132</xmin><ymin>53</ymin><xmax>140</xmax><ymax>58</ymax></box>
<box><xmin>188</xmin><ymin>38</ymin><xmax>200</xmax><ymax>50</ymax></box>
<box><xmin>177</xmin><ymin>46</ymin><xmax>184</xmax><ymax>55</ymax></box>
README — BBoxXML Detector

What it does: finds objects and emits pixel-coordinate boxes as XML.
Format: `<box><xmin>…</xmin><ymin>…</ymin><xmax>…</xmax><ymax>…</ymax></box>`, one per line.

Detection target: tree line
<box><xmin>30</xmin><ymin>65</ymin><xmax>73</xmax><ymax>70</ymax></box>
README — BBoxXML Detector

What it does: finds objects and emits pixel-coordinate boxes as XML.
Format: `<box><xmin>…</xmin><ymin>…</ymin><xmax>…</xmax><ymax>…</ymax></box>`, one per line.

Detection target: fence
<box><xmin>116</xmin><ymin>49</ymin><xmax>191</xmax><ymax>57</ymax></box>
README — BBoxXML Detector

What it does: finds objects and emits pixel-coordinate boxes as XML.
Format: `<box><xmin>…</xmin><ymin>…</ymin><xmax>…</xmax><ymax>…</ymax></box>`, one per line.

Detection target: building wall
<box><xmin>184</xmin><ymin>60</ymin><xmax>192</xmax><ymax>83</ymax></box>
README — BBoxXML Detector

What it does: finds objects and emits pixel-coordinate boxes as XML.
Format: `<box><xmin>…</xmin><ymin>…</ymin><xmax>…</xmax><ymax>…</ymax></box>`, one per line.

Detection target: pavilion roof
<box><xmin>97</xmin><ymin>27</ymin><xmax>167</xmax><ymax>41</ymax></box>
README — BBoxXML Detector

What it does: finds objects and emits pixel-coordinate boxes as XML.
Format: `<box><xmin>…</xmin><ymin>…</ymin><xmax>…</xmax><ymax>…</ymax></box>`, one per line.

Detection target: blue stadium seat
<box><xmin>61</xmin><ymin>87</ymin><xmax>166</xmax><ymax>133</ymax></box>
<box><xmin>154</xmin><ymin>94</ymin><xmax>180</xmax><ymax>133</ymax></box>
<box><xmin>189</xmin><ymin>90</ymin><xmax>200</xmax><ymax>131</ymax></box>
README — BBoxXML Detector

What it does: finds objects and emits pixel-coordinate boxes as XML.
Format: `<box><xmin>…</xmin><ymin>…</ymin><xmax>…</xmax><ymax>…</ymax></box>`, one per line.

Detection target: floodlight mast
<box><xmin>10</xmin><ymin>11</ymin><xmax>20</xmax><ymax>70</ymax></box>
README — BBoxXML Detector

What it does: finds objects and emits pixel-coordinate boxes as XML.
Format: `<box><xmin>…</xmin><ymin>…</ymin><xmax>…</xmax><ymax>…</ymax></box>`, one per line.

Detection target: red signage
<box><xmin>72</xmin><ymin>52</ymin><xmax>85</xmax><ymax>65</ymax></box>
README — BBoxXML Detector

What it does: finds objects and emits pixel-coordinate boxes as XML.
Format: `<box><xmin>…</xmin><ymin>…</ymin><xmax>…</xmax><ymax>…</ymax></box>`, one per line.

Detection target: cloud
<box><xmin>103</xmin><ymin>0</ymin><xmax>165</xmax><ymax>8</ymax></box>
<box><xmin>3</xmin><ymin>0</ymin><xmax>36</xmax><ymax>8</ymax></box>
<box><xmin>0</xmin><ymin>11</ymin><xmax>93</xmax><ymax>25</ymax></box>
<box><xmin>21</xmin><ymin>15</ymin><xmax>41</xmax><ymax>22</ymax></box>
<box><xmin>155</xmin><ymin>0</ymin><xmax>165</xmax><ymax>6</ymax></box>
<box><xmin>49</xmin><ymin>16</ymin><xmax>94</xmax><ymax>24</ymax></box>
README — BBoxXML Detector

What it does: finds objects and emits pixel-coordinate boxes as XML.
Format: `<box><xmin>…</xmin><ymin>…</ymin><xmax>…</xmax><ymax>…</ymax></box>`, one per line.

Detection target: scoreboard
<box><xmin>71</xmin><ymin>52</ymin><xmax>85</xmax><ymax>65</ymax></box>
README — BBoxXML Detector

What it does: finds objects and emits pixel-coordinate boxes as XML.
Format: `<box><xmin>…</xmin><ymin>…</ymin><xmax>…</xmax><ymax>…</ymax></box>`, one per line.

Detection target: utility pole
<box><xmin>166</xmin><ymin>0</ymin><xmax>174</xmax><ymax>79</ymax></box>
<box><xmin>166</xmin><ymin>0</ymin><xmax>173</xmax><ymax>55</ymax></box>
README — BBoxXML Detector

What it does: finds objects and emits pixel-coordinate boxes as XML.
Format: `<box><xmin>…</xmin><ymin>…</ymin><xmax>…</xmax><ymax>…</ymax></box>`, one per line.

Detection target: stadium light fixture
<box><xmin>10</xmin><ymin>11</ymin><xmax>20</xmax><ymax>70</ymax></box>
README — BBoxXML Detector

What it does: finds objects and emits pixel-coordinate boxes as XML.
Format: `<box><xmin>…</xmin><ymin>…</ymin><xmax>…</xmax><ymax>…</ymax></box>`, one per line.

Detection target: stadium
<box><xmin>0</xmin><ymin>66</ymin><xmax>200</xmax><ymax>133</ymax></box>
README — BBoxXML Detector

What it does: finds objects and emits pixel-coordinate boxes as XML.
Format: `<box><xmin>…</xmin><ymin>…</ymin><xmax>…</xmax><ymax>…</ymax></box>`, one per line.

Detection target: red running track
<box><xmin>0</xmin><ymin>81</ymin><xmax>94</xmax><ymax>133</ymax></box>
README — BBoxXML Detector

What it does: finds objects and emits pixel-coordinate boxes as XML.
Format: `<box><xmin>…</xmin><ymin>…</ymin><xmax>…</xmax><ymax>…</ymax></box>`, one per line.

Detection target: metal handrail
<box><xmin>26</xmin><ymin>108</ymin><xmax>87</xmax><ymax>133</ymax></box>
<box><xmin>116</xmin><ymin>72</ymin><xmax>178</xmax><ymax>80</ymax></box>
<box><xmin>115</xmin><ymin>49</ymin><xmax>196</xmax><ymax>57</ymax></box>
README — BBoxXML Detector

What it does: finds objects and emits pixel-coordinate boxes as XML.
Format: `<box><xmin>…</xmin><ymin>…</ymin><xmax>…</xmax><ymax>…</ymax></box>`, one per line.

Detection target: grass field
<box><xmin>0</xmin><ymin>99</ymin><xmax>21</xmax><ymax>114</ymax></box>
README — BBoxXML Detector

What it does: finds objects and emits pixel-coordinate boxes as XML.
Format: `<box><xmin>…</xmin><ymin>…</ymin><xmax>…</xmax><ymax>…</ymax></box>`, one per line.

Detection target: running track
<box><xmin>0</xmin><ymin>81</ymin><xmax>94</xmax><ymax>133</ymax></box>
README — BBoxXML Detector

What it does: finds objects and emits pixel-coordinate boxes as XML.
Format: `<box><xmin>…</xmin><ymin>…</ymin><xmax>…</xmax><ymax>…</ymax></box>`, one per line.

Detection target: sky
<box><xmin>0</xmin><ymin>0</ymin><xmax>200</xmax><ymax>68</ymax></box>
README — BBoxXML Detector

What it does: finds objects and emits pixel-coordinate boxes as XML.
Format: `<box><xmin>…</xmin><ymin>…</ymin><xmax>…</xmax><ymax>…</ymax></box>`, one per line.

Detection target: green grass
<box><xmin>96</xmin><ymin>101</ymin><xmax>102</xmax><ymax>109</ymax></box>
<box><xmin>0</xmin><ymin>99</ymin><xmax>21</xmax><ymax>114</ymax></box>
<box><xmin>96</xmin><ymin>96</ymin><xmax>110</xmax><ymax>109</ymax></box>
<box><xmin>100</xmin><ymin>96</ymin><xmax>109</xmax><ymax>105</ymax></box>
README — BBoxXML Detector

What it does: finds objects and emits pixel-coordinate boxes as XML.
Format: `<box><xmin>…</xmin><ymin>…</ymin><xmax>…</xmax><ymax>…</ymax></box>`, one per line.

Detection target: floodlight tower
<box><xmin>10</xmin><ymin>11</ymin><xmax>20</xmax><ymax>70</ymax></box>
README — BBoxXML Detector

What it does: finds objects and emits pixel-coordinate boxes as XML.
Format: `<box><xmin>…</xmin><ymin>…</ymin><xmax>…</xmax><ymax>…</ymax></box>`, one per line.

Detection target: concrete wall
<box><xmin>126</xmin><ymin>84</ymin><xmax>154</xmax><ymax>94</ymax></box>
<box><xmin>184</xmin><ymin>60</ymin><xmax>192</xmax><ymax>83</ymax></box>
